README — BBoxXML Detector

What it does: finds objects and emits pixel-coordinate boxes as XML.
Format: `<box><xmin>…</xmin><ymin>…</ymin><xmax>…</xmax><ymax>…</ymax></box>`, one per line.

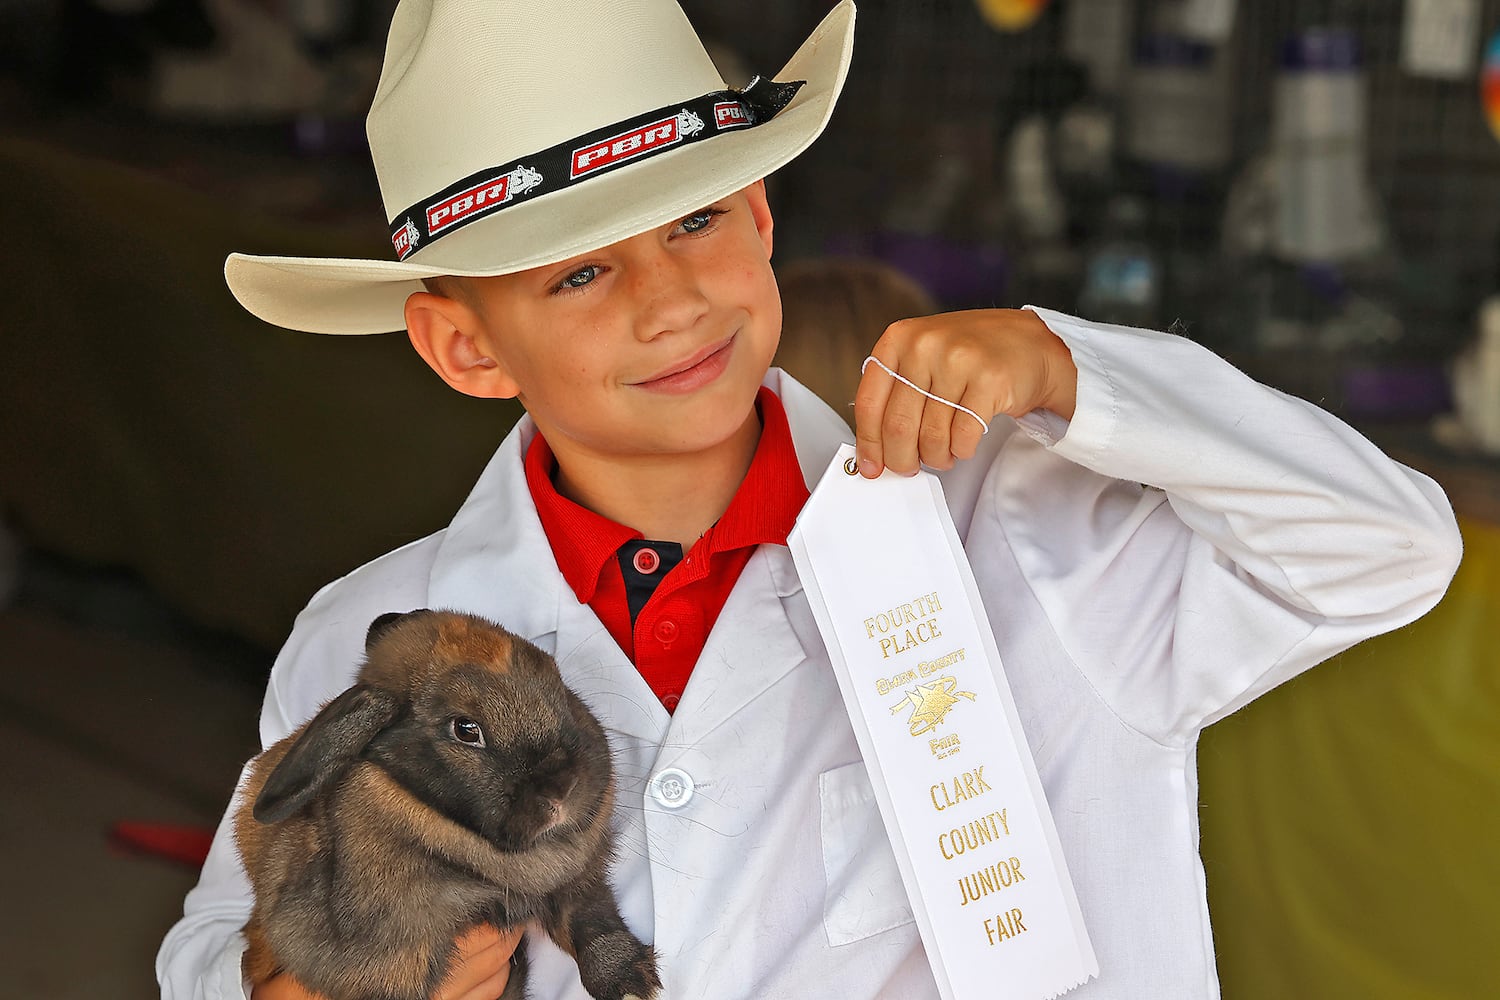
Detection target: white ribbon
<box><xmin>789</xmin><ymin>445</ymin><xmax>1096</xmax><ymax>1000</ymax></box>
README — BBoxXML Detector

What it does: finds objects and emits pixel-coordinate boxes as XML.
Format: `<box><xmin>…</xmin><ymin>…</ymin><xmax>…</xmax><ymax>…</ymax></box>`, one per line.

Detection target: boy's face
<box><xmin>458</xmin><ymin>182</ymin><xmax>781</xmax><ymax>465</ymax></box>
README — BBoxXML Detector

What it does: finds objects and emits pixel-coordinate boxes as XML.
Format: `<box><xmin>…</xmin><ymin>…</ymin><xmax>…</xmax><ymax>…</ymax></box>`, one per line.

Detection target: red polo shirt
<box><xmin>524</xmin><ymin>387</ymin><xmax>809</xmax><ymax>711</ymax></box>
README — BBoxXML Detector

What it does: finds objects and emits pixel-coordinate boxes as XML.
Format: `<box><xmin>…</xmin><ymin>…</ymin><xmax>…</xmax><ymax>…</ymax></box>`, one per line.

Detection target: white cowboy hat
<box><xmin>225</xmin><ymin>0</ymin><xmax>857</xmax><ymax>335</ymax></box>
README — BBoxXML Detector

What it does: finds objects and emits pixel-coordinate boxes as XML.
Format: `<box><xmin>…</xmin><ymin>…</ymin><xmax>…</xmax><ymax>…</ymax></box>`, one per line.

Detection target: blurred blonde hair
<box><xmin>773</xmin><ymin>257</ymin><xmax>938</xmax><ymax>428</ymax></box>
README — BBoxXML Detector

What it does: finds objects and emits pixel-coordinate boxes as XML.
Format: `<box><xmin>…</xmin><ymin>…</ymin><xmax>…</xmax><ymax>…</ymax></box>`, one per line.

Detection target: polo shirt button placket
<box><xmin>632</xmin><ymin>546</ymin><xmax>660</xmax><ymax>575</ymax></box>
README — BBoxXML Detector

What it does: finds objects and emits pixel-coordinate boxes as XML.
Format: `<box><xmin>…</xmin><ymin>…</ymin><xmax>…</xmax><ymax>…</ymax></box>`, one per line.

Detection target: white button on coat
<box><xmin>649</xmin><ymin>767</ymin><xmax>694</xmax><ymax>809</ymax></box>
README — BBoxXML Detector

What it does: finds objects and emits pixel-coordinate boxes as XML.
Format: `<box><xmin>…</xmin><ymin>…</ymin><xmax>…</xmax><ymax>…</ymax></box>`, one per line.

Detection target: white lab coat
<box><xmin>158</xmin><ymin>307</ymin><xmax>1461</xmax><ymax>999</ymax></box>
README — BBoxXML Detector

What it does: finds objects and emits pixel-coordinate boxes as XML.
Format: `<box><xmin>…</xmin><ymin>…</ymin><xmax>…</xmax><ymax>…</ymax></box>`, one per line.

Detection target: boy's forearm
<box><xmin>155</xmin><ymin>787</ymin><xmax>255</xmax><ymax>1000</ymax></box>
<box><xmin>1029</xmin><ymin>305</ymin><xmax>1459</xmax><ymax>612</ymax></box>
<box><xmin>985</xmin><ymin>306</ymin><xmax>1462</xmax><ymax>740</ymax></box>
<box><xmin>159</xmin><ymin>664</ymin><xmax>303</xmax><ymax>996</ymax></box>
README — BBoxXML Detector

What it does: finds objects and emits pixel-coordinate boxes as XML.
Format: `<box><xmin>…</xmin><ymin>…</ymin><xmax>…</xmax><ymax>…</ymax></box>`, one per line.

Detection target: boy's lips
<box><xmin>630</xmin><ymin>334</ymin><xmax>737</xmax><ymax>394</ymax></box>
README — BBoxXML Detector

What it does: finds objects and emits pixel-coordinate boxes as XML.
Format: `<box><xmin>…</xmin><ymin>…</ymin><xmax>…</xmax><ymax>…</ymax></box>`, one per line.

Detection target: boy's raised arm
<box><xmin>856</xmin><ymin>305</ymin><xmax>1461</xmax><ymax>744</ymax></box>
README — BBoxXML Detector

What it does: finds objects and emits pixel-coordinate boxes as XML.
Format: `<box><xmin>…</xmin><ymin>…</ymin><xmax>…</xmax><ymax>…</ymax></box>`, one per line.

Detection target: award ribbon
<box><xmin>789</xmin><ymin>445</ymin><xmax>1097</xmax><ymax>1000</ymax></box>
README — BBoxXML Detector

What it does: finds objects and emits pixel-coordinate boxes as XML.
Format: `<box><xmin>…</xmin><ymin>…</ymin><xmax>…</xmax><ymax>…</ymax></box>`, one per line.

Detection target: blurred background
<box><xmin>0</xmin><ymin>1</ymin><xmax>1497</xmax><ymax>998</ymax></box>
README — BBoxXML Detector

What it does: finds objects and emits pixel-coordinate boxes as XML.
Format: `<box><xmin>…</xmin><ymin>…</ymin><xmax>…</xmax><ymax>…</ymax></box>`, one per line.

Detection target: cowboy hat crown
<box><xmin>225</xmin><ymin>0</ymin><xmax>856</xmax><ymax>335</ymax></box>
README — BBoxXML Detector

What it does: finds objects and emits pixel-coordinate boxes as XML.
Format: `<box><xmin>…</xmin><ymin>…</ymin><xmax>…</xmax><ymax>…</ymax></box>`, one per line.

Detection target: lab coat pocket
<box><xmin>819</xmin><ymin>760</ymin><xmax>915</xmax><ymax>947</ymax></box>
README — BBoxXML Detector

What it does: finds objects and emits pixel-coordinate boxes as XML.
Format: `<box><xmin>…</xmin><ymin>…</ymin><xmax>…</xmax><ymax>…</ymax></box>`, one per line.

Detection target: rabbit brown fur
<box><xmin>234</xmin><ymin>609</ymin><xmax>660</xmax><ymax>1000</ymax></box>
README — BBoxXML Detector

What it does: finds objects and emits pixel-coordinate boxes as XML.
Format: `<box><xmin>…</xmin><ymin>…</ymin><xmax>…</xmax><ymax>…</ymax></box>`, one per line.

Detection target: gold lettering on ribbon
<box><xmin>982</xmin><ymin>908</ymin><xmax>1028</xmax><ymax>946</ymax></box>
<box><xmin>957</xmin><ymin>856</ymin><xmax>1027</xmax><ymax>907</ymax></box>
<box><xmin>861</xmin><ymin>592</ymin><xmax>945</xmax><ymax>660</ymax></box>
<box><xmin>937</xmin><ymin>808</ymin><xmax>1010</xmax><ymax>860</ymax></box>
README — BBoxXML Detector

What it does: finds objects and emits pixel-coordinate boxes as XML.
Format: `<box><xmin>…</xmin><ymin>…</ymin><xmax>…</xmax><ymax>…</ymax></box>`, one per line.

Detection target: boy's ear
<box><xmin>745</xmin><ymin>179</ymin><xmax>774</xmax><ymax>259</ymax></box>
<box><xmin>404</xmin><ymin>291</ymin><xmax>519</xmax><ymax>399</ymax></box>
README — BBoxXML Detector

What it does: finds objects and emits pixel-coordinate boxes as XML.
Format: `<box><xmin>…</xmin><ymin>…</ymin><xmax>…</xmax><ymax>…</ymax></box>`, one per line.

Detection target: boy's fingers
<box><xmin>880</xmin><ymin>378</ymin><xmax>928</xmax><ymax>477</ymax></box>
<box><xmin>452</xmin><ymin>966</ymin><xmax>513</xmax><ymax>1000</ymax></box>
<box><xmin>917</xmin><ymin>371</ymin><xmax>974</xmax><ymax>470</ymax></box>
<box><xmin>454</xmin><ymin>923</ymin><xmax>505</xmax><ymax>958</ymax></box>
<box><xmin>949</xmin><ymin>393</ymin><xmax>988</xmax><ymax>462</ymax></box>
<box><xmin>435</xmin><ymin>925</ymin><xmax>522</xmax><ymax>1000</ymax></box>
<box><xmin>853</xmin><ymin>358</ymin><xmax>897</xmax><ymax>477</ymax></box>
<box><xmin>916</xmin><ymin>389</ymin><xmax>956</xmax><ymax>470</ymax></box>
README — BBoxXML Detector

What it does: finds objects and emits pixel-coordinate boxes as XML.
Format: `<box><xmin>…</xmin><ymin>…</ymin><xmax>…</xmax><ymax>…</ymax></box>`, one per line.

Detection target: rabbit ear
<box><xmin>253</xmin><ymin>684</ymin><xmax>403</xmax><ymax>824</ymax></box>
<box><xmin>366</xmin><ymin>609</ymin><xmax>429</xmax><ymax>649</ymax></box>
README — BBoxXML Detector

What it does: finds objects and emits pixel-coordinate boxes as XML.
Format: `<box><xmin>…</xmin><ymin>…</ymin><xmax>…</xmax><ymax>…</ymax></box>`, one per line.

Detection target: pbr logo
<box><xmin>392</xmin><ymin>218</ymin><xmax>421</xmax><ymax>260</ymax></box>
<box><xmin>572</xmin><ymin>109</ymin><xmax>703</xmax><ymax>179</ymax></box>
<box><xmin>425</xmin><ymin>165</ymin><xmax>543</xmax><ymax>237</ymax></box>
<box><xmin>509</xmin><ymin>164</ymin><xmax>544</xmax><ymax>197</ymax></box>
<box><xmin>714</xmin><ymin>101</ymin><xmax>750</xmax><ymax>130</ymax></box>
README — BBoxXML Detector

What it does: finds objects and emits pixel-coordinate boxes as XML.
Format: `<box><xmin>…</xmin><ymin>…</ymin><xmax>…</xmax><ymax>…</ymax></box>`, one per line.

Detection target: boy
<box><xmin>158</xmin><ymin>1</ymin><xmax>1461</xmax><ymax>998</ymax></box>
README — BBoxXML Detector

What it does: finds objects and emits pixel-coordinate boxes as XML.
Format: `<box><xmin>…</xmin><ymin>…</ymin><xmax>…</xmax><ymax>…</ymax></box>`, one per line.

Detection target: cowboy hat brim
<box><xmin>225</xmin><ymin>1</ymin><xmax>855</xmax><ymax>336</ymax></box>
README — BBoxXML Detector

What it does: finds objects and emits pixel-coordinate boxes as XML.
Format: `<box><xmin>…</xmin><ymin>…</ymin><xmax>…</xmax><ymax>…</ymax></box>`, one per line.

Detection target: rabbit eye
<box><xmin>450</xmin><ymin>718</ymin><xmax>486</xmax><ymax>747</ymax></box>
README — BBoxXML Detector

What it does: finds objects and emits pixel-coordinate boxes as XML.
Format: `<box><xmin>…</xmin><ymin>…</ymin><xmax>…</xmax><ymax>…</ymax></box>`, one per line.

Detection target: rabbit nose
<box><xmin>539</xmin><ymin>797</ymin><xmax>567</xmax><ymax>834</ymax></box>
<box><xmin>541</xmin><ymin>776</ymin><xmax>581</xmax><ymax>830</ymax></box>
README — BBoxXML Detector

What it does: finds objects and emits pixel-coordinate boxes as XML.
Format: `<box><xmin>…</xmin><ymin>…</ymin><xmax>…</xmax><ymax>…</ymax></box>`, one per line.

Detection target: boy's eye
<box><xmin>566</xmin><ymin>266</ymin><xmax>597</xmax><ymax>286</ymax></box>
<box><xmin>676</xmin><ymin>207</ymin><xmax>725</xmax><ymax>235</ymax></box>
<box><xmin>558</xmin><ymin>265</ymin><xmax>600</xmax><ymax>290</ymax></box>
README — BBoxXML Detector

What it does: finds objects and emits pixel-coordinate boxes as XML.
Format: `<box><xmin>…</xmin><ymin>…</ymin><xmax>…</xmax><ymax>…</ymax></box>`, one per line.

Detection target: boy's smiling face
<box><xmin>416</xmin><ymin>182</ymin><xmax>781</xmax><ymax>469</ymax></box>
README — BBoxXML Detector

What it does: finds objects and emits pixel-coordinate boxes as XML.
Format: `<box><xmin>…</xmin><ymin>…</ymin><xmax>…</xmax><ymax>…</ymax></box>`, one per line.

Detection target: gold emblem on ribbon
<box><xmin>889</xmin><ymin>676</ymin><xmax>977</xmax><ymax>736</ymax></box>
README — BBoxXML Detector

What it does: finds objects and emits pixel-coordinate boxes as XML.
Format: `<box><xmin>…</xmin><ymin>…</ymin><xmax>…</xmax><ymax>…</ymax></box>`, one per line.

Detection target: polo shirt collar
<box><xmin>525</xmin><ymin>386</ymin><xmax>810</xmax><ymax>607</ymax></box>
<box><xmin>523</xmin><ymin>433</ymin><xmax>638</xmax><ymax>606</ymax></box>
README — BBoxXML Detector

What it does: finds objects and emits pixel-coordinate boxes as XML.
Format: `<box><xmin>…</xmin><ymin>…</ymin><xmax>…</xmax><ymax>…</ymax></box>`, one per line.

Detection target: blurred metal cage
<box><xmin>696</xmin><ymin>0</ymin><xmax>1500</xmax><ymax>395</ymax></box>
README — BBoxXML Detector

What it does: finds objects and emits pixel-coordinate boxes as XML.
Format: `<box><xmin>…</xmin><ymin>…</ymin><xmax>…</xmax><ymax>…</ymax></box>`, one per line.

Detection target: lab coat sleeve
<box><xmin>987</xmin><ymin>306</ymin><xmax>1462</xmax><ymax>745</ymax></box>
<box><xmin>156</xmin><ymin>544</ymin><xmax>429</xmax><ymax>999</ymax></box>
<box><xmin>154</xmin><ymin>695</ymin><xmax>286</xmax><ymax>1000</ymax></box>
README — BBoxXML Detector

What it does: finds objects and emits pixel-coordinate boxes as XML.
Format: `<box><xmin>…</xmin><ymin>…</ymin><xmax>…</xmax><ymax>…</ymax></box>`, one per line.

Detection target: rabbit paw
<box><xmin>577</xmin><ymin>931</ymin><xmax>662</xmax><ymax>1000</ymax></box>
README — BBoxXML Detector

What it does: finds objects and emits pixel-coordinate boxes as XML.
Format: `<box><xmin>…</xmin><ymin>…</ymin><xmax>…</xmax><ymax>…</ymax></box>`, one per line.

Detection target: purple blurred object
<box><xmin>824</xmin><ymin>231</ymin><xmax>1009</xmax><ymax>309</ymax></box>
<box><xmin>1280</xmin><ymin>27</ymin><xmax>1360</xmax><ymax>72</ymax></box>
<box><xmin>1341</xmin><ymin>363</ymin><xmax>1451</xmax><ymax>419</ymax></box>
<box><xmin>1300</xmin><ymin>263</ymin><xmax>1349</xmax><ymax>305</ymax></box>
<box><xmin>292</xmin><ymin>114</ymin><xmax>370</xmax><ymax>155</ymax></box>
<box><xmin>1136</xmin><ymin>33</ymin><xmax>1213</xmax><ymax>68</ymax></box>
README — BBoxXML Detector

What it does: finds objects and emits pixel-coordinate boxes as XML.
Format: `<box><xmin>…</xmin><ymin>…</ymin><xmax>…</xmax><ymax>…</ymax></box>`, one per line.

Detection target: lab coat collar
<box><xmin>426</xmin><ymin>418</ymin><xmax>560</xmax><ymax>644</ymax></box>
<box><xmin>423</xmin><ymin>369</ymin><xmax>852</xmax><ymax>742</ymax></box>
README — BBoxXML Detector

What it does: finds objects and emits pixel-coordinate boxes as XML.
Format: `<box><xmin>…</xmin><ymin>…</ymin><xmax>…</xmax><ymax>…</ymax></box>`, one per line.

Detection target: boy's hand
<box><xmin>853</xmin><ymin>308</ymin><xmax>1077</xmax><ymax>478</ymax></box>
<box><xmin>433</xmin><ymin>924</ymin><xmax>523</xmax><ymax>1000</ymax></box>
<box><xmin>249</xmin><ymin>924</ymin><xmax>524</xmax><ymax>1000</ymax></box>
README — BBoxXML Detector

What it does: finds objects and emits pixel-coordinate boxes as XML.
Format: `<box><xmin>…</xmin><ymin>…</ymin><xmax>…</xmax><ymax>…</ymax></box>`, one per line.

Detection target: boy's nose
<box><xmin>627</xmin><ymin>247</ymin><xmax>711</xmax><ymax>342</ymax></box>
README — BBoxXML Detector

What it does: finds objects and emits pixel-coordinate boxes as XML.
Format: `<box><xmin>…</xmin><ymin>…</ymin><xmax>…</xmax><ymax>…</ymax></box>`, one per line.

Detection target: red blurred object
<box><xmin>109</xmin><ymin>821</ymin><xmax>214</xmax><ymax>869</ymax></box>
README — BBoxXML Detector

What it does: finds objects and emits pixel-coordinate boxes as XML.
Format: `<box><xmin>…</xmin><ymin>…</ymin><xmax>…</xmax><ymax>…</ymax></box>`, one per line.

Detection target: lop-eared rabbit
<box><xmin>234</xmin><ymin>609</ymin><xmax>660</xmax><ymax>1000</ymax></box>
